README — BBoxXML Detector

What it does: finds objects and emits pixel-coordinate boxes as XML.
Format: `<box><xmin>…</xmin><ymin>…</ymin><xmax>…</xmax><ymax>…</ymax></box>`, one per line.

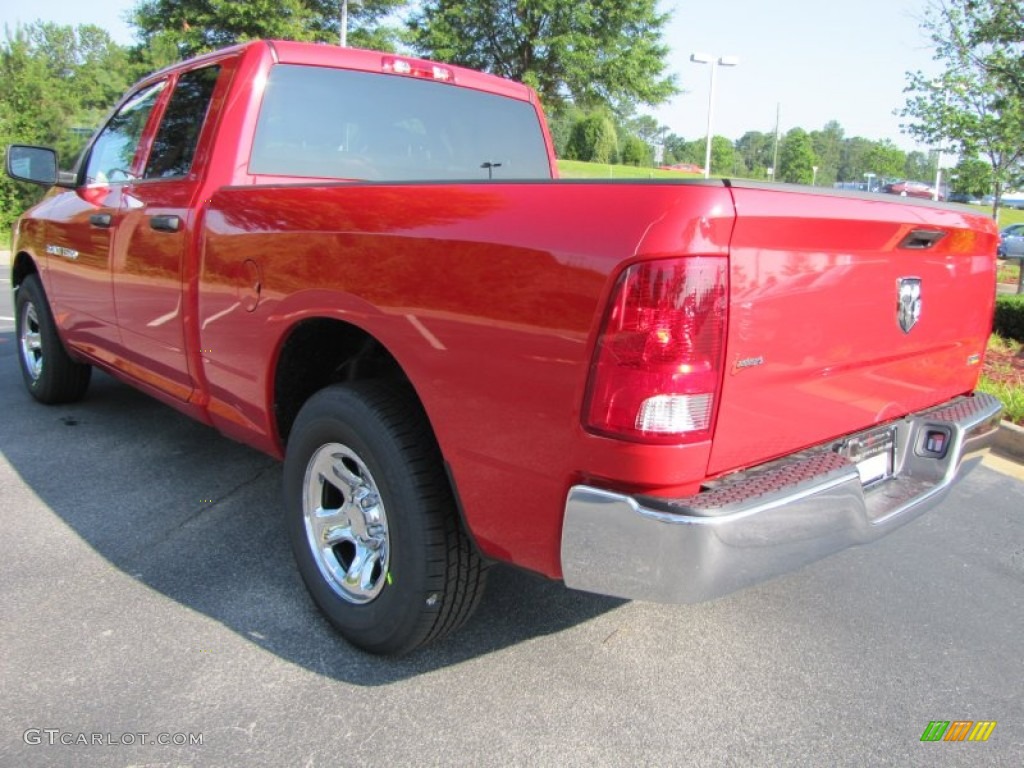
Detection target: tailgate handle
<box><xmin>899</xmin><ymin>229</ymin><xmax>946</xmax><ymax>250</ymax></box>
<box><xmin>150</xmin><ymin>214</ymin><xmax>182</xmax><ymax>233</ymax></box>
<box><xmin>89</xmin><ymin>213</ymin><xmax>112</xmax><ymax>228</ymax></box>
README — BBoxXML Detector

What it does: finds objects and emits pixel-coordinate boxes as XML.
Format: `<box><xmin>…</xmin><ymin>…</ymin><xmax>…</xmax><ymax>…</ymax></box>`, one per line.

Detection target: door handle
<box><xmin>89</xmin><ymin>213</ymin><xmax>112</xmax><ymax>228</ymax></box>
<box><xmin>150</xmin><ymin>215</ymin><xmax>182</xmax><ymax>233</ymax></box>
<box><xmin>898</xmin><ymin>228</ymin><xmax>946</xmax><ymax>250</ymax></box>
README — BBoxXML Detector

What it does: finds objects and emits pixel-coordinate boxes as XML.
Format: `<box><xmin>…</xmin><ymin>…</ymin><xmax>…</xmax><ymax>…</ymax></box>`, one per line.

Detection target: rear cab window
<box><xmin>249</xmin><ymin>64</ymin><xmax>551</xmax><ymax>181</ymax></box>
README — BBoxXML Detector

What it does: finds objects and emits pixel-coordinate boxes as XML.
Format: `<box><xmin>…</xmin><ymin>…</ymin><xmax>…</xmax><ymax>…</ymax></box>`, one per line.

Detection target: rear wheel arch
<box><xmin>271</xmin><ymin>316</ymin><xmax>420</xmax><ymax>447</ymax></box>
<box><xmin>271</xmin><ymin>318</ymin><xmax>489</xmax><ymax>653</ymax></box>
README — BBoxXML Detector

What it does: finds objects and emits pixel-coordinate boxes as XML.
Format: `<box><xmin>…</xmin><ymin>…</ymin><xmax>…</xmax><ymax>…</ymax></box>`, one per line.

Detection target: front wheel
<box><xmin>283</xmin><ymin>382</ymin><xmax>488</xmax><ymax>655</ymax></box>
<box><xmin>14</xmin><ymin>274</ymin><xmax>91</xmax><ymax>404</ymax></box>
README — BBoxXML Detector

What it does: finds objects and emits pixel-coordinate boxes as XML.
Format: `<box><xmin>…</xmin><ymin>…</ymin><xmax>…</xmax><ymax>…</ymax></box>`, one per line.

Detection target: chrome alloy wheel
<box><xmin>303</xmin><ymin>443</ymin><xmax>390</xmax><ymax>604</ymax></box>
<box><xmin>19</xmin><ymin>301</ymin><xmax>43</xmax><ymax>382</ymax></box>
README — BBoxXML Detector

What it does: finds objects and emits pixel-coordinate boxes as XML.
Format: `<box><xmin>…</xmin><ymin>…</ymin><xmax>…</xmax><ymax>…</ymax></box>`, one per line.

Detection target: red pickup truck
<box><xmin>6</xmin><ymin>40</ymin><xmax>1003</xmax><ymax>654</ymax></box>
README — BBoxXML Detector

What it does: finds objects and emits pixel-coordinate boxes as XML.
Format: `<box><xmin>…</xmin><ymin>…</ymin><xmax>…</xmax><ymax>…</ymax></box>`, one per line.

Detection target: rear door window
<box><xmin>249</xmin><ymin>64</ymin><xmax>550</xmax><ymax>181</ymax></box>
<box><xmin>144</xmin><ymin>66</ymin><xmax>222</xmax><ymax>179</ymax></box>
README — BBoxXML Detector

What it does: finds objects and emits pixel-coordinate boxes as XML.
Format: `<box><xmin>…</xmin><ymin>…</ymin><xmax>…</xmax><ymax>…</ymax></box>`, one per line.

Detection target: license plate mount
<box><xmin>836</xmin><ymin>427</ymin><xmax>896</xmax><ymax>488</ymax></box>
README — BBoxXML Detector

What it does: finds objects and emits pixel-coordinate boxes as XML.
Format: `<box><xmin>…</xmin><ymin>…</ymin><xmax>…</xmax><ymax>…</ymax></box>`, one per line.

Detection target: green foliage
<box><xmin>953</xmin><ymin>156</ymin><xmax>994</xmax><ymax>196</ymax></box>
<box><xmin>627</xmin><ymin>115</ymin><xmax>662</xmax><ymax>146</ymax></box>
<box><xmin>735</xmin><ymin>130</ymin><xmax>773</xmax><ymax>178</ymax></box>
<box><xmin>903</xmin><ymin>150</ymin><xmax>932</xmax><ymax>181</ymax></box>
<box><xmin>978</xmin><ymin>373</ymin><xmax>1024</xmax><ymax>424</ymax></box>
<box><xmin>408</xmin><ymin>1</ymin><xmax>677</xmax><ymax>115</ymax></box>
<box><xmin>808</xmin><ymin>121</ymin><xmax>843</xmax><ymax>185</ymax></box>
<box><xmin>901</xmin><ymin>0</ymin><xmax>1024</xmax><ymax>217</ymax></box>
<box><xmin>1</xmin><ymin>23</ymin><xmax>134</xmax><ymax>233</ymax></box>
<box><xmin>129</xmin><ymin>0</ymin><xmax>407</xmax><ymax>58</ymax></box>
<box><xmin>664</xmin><ymin>134</ymin><xmax>703</xmax><ymax>166</ymax></box>
<box><xmin>620</xmin><ymin>135</ymin><xmax>650</xmax><ymax>167</ymax></box>
<box><xmin>994</xmin><ymin>294</ymin><xmax>1024</xmax><ymax>342</ymax></box>
<box><xmin>863</xmin><ymin>139</ymin><xmax>906</xmax><ymax>179</ymax></box>
<box><xmin>566</xmin><ymin>113</ymin><xmax>618</xmax><ymax>164</ymax></box>
<box><xmin>778</xmin><ymin>128</ymin><xmax>816</xmax><ymax>184</ymax></box>
<box><xmin>707</xmin><ymin>135</ymin><xmax>734</xmax><ymax>176</ymax></box>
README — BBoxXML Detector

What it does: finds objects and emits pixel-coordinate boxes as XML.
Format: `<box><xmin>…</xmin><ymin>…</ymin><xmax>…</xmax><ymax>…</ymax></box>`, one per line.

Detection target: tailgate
<box><xmin>708</xmin><ymin>185</ymin><xmax>998</xmax><ymax>476</ymax></box>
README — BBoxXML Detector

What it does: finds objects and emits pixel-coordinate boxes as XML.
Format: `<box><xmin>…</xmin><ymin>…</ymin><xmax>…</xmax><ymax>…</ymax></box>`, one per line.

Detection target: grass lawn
<box><xmin>981</xmin><ymin>334</ymin><xmax>1024</xmax><ymax>425</ymax></box>
<box><xmin>965</xmin><ymin>204</ymin><xmax>1024</xmax><ymax>228</ymax></box>
<box><xmin>557</xmin><ymin>160</ymin><xmax>703</xmax><ymax>180</ymax></box>
<box><xmin>999</xmin><ymin>261</ymin><xmax>1021</xmax><ymax>285</ymax></box>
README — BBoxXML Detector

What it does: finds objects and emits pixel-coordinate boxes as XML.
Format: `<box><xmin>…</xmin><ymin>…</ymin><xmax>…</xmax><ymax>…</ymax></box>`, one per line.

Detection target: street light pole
<box><xmin>690</xmin><ymin>53</ymin><xmax>739</xmax><ymax>179</ymax></box>
<box><xmin>340</xmin><ymin>0</ymin><xmax>360</xmax><ymax>46</ymax></box>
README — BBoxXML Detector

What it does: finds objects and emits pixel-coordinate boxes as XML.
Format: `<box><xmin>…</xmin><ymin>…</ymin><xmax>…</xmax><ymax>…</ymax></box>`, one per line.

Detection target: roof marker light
<box><xmin>382</xmin><ymin>56</ymin><xmax>455</xmax><ymax>83</ymax></box>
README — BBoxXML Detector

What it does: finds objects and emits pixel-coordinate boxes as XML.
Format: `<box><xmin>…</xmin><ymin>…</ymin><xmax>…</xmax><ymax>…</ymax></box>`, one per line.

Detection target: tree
<box><xmin>778</xmin><ymin>128</ymin><xmax>817</xmax><ymax>184</ymax></box>
<box><xmin>565</xmin><ymin>112</ymin><xmax>618</xmax><ymax>164</ymax></box>
<box><xmin>863</xmin><ymin>139</ymin><xmax>906</xmax><ymax>180</ymax></box>
<box><xmin>809</xmin><ymin>120</ymin><xmax>844</xmax><ymax>185</ymax></box>
<box><xmin>951</xmin><ymin>156</ymin><xmax>994</xmax><ymax>197</ymax></box>
<box><xmin>627</xmin><ymin>115</ymin><xmax>663</xmax><ymax>146</ymax></box>
<box><xmin>709</xmin><ymin>135</ymin><xmax>736</xmax><ymax>176</ymax></box>
<box><xmin>735</xmin><ymin>131</ymin><xmax>773</xmax><ymax>178</ymax></box>
<box><xmin>948</xmin><ymin>0</ymin><xmax>1024</xmax><ymax>102</ymax></box>
<box><xmin>129</xmin><ymin>0</ymin><xmax>407</xmax><ymax>59</ymax></box>
<box><xmin>838</xmin><ymin>136</ymin><xmax>876</xmax><ymax>183</ymax></box>
<box><xmin>408</xmin><ymin>1</ymin><xmax>677</xmax><ymax>114</ymax></box>
<box><xmin>900</xmin><ymin>0</ymin><xmax>1024</xmax><ymax>218</ymax></box>
<box><xmin>620</xmin><ymin>135</ymin><xmax>650</xmax><ymax>166</ymax></box>
<box><xmin>1</xmin><ymin>23</ymin><xmax>133</xmax><ymax>232</ymax></box>
<box><xmin>904</xmin><ymin>150</ymin><xmax>932</xmax><ymax>181</ymax></box>
<box><xmin>662</xmin><ymin>134</ymin><xmax>700</xmax><ymax>166</ymax></box>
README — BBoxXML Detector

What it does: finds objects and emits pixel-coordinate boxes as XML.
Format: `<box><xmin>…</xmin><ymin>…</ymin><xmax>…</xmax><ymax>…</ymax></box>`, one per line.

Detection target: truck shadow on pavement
<box><xmin>0</xmin><ymin>333</ymin><xmax>624</xmax><ymax>684</ymax></box>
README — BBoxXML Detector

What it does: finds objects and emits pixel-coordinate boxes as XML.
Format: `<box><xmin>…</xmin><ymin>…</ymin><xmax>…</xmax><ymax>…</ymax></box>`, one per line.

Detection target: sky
<box><xmin>2</xmin><ymin>0</ymin><xmax>941</xmax><ymax>151</ymax></box>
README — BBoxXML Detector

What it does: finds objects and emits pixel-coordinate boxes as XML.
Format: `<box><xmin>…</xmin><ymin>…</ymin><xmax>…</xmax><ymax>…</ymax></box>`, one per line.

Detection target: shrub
<box><xmin>994</xmin><ymin>294</ymin><xmax>1024</xmax><ymax>342</ymax></box>
<box><xmin>566</xmin><ymin>113</ymin><xmax>619</xmax><ymax>164</ymax></box>
<box><xmin>620</xmin><ymin>136</ymin><xmax>651</xmax><ymax>167</ymax></box>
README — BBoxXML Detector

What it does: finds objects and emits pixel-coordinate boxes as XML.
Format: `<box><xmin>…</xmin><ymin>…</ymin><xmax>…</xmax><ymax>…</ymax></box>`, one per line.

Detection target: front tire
<box><xmin>283</xmin><ymin>382</ymin><xmax>487</xmax><ymax>655</ymax></box>
<box><xmin>14</xmin><ymin>274</ymin><xmax>91</xmax><ymax>404</ymax></box>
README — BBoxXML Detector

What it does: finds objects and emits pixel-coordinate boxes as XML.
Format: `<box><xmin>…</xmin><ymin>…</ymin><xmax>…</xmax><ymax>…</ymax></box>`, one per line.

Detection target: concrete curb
<box><xmin>994</xmin><ymin>420</ymin><xmax>1024</xmax><ymax>462</ymax></box>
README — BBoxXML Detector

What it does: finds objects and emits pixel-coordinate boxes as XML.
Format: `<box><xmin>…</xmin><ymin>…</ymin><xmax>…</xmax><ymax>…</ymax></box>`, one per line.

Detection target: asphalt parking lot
<box><xmin>1</xmin><ymin>266</ymin><xmax>1022</xmax><ymax>767</ymax></box>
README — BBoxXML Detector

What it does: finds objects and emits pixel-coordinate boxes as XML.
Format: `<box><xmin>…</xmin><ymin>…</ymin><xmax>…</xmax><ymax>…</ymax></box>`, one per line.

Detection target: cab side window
<box><xmin>144</xmin><ymin>66</ymin><xmax>221</xmax><ymax>179</ymax></box>
<box><xmin>84</xmin><ymin>81</ymin><xmax>166</xmax><ymax>184</ymax></box>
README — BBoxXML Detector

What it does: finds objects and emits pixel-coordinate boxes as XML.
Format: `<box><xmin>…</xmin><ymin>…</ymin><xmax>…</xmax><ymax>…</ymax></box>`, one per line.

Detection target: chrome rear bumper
<box><xmin>560</xmin><ymin>393</ymin><xmax>1003</xmax><ymax>603</ymax></box>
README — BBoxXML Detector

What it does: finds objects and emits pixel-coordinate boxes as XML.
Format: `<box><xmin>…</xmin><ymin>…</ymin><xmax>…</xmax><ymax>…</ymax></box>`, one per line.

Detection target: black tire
<box><xmin>14</xmin><ymin>274</ymin><xmax>91</xmax><ymax>404</ymax></box>
<box><xmin>283</xmin><ymin>382</ymin><xmax>488</xmax><ymax>655</ymax></box>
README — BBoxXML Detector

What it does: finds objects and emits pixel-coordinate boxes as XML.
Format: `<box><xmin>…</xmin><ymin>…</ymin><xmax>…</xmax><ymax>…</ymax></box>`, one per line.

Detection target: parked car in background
<box><xmin>947</xmin><ymin>192</ymin><xmax>983</xmax><ymax>205</ymax></box>
<box><xmin>659</xmin><ymin>162</ymin><xmax>703</xmax><ymax>174</ymax></box>
<box><xmin>882</xmin><ymin>180</ymin><xmax>945</xmax><ymax>201</ymax></box>
<box><xmin>1000</xmin><ymin>191</ymin><xmax>1024</xmax><ymax>209</ymax></box>
<box><xmin>999</xmin><ymin>223</ymin><xmax>1024</xmax><ymax>258</ymax></box>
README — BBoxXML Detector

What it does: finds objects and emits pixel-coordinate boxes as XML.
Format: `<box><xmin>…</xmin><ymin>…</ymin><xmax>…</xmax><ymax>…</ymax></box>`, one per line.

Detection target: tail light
<box><xmin>583</xmin><ymin>256</ymin><xmax>728</xmax><ymax>444</ymax></box>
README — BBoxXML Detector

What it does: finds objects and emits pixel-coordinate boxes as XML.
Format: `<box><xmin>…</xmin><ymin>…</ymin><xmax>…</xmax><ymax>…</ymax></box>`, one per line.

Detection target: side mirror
<box><xmin>5</xmin><ymin>144</ymin><xmax>72</xmax><ymax>187</ymax></box>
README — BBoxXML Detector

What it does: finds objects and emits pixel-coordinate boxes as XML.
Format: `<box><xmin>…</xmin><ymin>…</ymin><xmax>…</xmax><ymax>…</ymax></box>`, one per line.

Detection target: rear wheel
<box><xmin>14</xmin><ymin>274</ymin><xmax>91</xmax><ymax>404</ymax></box>
<box><xmin>283</xmin><ymin>382</ymin><xmax>488</xmax><ymax>655</ymax></box>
